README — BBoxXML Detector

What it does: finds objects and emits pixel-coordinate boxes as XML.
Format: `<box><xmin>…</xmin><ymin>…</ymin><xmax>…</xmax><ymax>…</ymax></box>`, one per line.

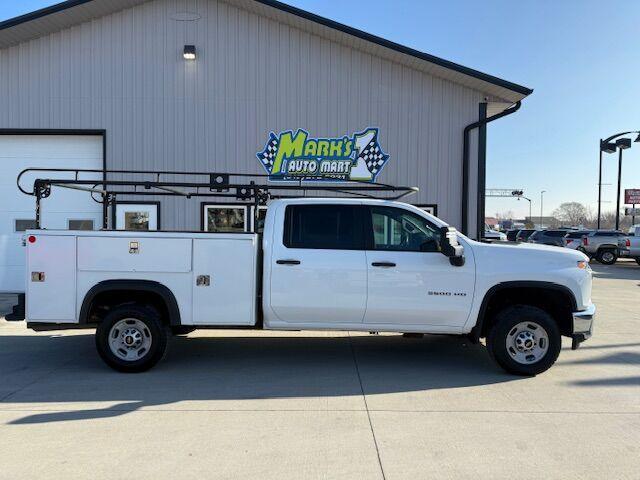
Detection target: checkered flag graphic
<box><xmin>257</xmin><ymin>133</ymin><xmax>279</xmax><ymax>173</ymax></box>
<box><xmin>357</xmin><ymin>133</ymin><xmax>389</xmax><ymax>176</ymax></box>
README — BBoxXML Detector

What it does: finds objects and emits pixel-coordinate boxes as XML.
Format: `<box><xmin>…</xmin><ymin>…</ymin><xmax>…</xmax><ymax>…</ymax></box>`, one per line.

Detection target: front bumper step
<box><xmin>571</xmin><ymin>303</ymin><xmax>595</xmax><ymax>350</ymax></box>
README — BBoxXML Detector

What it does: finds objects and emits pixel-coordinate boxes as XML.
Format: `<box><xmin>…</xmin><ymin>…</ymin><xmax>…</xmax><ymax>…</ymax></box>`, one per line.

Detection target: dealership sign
<box><xmin>256</xmin><ymin>128</ymin><xmax>389</xmax><ymax>182</ymax></box>
<box><xmin>624</xmin><ymin>189</ymin><xmax>640</xmax><ymax>204</ymax></box>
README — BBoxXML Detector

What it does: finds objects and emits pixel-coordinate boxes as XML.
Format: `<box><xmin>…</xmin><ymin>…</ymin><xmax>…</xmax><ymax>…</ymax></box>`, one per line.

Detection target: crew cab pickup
<box><xmin>618</xmin><ymin>235</ymin><xmax>640</xmax><ymax>265</ymax></box>
<box><xmin>16</xmin><ymin>198</ymin><xmax>595</xmax><ymax>375</ymax></box>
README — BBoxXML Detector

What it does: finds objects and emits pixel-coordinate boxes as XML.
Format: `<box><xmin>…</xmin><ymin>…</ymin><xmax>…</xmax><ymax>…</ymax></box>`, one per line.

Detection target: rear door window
<box><xmin>284</xmin><ymin>204</ymin><xmax>364</xmax><ymax>250</ymax></box>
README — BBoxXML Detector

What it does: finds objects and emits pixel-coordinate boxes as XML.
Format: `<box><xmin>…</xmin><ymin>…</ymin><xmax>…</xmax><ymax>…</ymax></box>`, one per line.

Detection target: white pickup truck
<box><xmin>14</xmin><ymin>198</ymin><xmax>595</xmax><ymax>376</ymax></box>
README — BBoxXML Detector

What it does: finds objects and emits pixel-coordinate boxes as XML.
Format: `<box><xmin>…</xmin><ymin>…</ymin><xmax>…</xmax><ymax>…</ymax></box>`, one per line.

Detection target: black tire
<box><xmin>596</xmin><ymin>249</ymin><xmax>617</xmax><ymax>265</ymax></box>
<box><xmin>171</xmin><ymin>326</ymin><xmax>196</xmax><ymax>336</ymax></box>
<box><xmin>96</xmin><ymin>304</ymin><xmax>169</xmax><ymax>373</ymax></box>
<box><xmin>487</xmin><ymin>305</ymin><xmax>561</xmax><ymax>376</ymax></box>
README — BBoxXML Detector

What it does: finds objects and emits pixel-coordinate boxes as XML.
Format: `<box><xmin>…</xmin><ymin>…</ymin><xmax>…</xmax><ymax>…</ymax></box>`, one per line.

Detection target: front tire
<box><xmin>596</xmin><ymin>249</ymin><xmax>617</xmax><ymax>265</ymax></box>
<box><xmin>96</xmin><ymin>304</ymin><xmax>169</xmax><ymax>372</ymax></box>
<box><xmin>487</xmin><ymin>305</ymin><xmax>561</xmax><ymax>376</ymax></box>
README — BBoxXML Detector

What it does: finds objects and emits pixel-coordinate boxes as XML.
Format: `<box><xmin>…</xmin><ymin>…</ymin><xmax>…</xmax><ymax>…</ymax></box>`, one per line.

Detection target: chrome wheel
<box><xmin>600</xmin><ymin>251</ymin><xmax>615</xmax><ymax>263</ymax></box>
<box><xmin>108</xmin><ymin>318</ymin><xmax>153</xmax><ymax>362</ymax></box>
<box><xmin>505</xmin><ymin>321</ymin><xmax>549</xmax><ymax>365</ymax></box>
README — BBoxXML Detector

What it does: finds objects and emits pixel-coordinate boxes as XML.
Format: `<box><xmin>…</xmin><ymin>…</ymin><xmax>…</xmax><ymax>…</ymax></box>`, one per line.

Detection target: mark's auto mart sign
<box><xmin>625</xmin><ymin>189</ymin><xmax>640</xmax><ymax>204</ymax></box>
<box><xmin>257</xmin><ymin>128</ymin><xmax>389</xmax><ymax>182</ymax></box>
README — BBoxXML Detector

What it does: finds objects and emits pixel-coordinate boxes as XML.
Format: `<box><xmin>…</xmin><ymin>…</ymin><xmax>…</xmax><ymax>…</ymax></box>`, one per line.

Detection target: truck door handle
<box><xmin>276</xmin><ymin>259</ymin><xmax>301</xmax><ymax>265</ymax></box>
<box><xmin>372</xmin><ymin>262</ymin><xmax>396</xmax><ymax>268</ymax></box>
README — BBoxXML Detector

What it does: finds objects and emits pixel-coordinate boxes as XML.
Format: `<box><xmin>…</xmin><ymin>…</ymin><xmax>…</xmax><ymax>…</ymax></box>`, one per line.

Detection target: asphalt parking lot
<box><xmin>0</xmin><ymin>261</ymin><xmax>638</xmax><ymax>479</ymax></box>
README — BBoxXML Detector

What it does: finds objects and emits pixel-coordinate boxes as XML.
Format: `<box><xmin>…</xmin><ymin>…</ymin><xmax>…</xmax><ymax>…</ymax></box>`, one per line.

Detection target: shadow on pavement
<box><xmin>590</xmin><ymin>261</ymin><xmax>640</xmax><ymax>281</ymax></box>
<box><xmin>0</xmin><ymin>333</ymin><xmax>519</xmax><ymax>424</ymax></box>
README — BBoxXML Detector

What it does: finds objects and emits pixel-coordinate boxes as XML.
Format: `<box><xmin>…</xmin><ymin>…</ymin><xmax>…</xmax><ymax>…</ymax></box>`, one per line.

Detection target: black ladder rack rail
<box><xmin>17</xmin><ymin>168</ymin><xmax>419</xmax><ymax>231</ymax></box>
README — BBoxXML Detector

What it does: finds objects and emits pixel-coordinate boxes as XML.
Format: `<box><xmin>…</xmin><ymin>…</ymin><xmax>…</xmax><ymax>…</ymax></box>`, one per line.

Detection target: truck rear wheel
<box><xmin>596</xmin><ymin>249</ymin><xmax>617</xmax><ymax>265</ymax></box>
<box><xmin>487</xmin><ymin>305</ymin><xmax>561</xmax><ymax>376</ymax></box>
<box><xmin>96</xmin><ymin>304</ymin><xmax>169</xmax><ymax>372</ymax></box>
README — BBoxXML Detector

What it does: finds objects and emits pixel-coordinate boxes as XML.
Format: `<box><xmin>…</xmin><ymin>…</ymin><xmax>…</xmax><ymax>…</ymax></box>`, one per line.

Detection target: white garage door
<box><xmin>0</xmin><ymin>135</ymin><xmax>104</xmax><ymax>293</ymax></box>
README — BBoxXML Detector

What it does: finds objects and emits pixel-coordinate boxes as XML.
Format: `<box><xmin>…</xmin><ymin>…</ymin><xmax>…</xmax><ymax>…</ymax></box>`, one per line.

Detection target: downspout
<box><xmin>461</xmin><ymin>101</ymin><xmax>522</xmax><ymax>236</ymax></box>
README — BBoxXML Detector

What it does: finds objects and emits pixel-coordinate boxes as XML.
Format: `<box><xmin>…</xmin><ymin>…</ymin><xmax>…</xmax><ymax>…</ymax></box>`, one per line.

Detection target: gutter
<box><xmin>461</xmin><ymin>101</ymin><xmax>522</xmax><ymax>237</ymax></box>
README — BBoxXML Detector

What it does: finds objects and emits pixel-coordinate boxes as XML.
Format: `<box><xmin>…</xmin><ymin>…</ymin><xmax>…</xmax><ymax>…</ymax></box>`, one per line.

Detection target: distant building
<box><xmin>525</xmin><ymin>216</ymin><xmax>558</xmax><ymax>229</ymax></box>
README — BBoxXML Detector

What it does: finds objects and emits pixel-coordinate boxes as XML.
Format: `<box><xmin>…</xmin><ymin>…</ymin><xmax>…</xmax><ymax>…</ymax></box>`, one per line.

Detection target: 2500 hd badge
<box><xmin>428</xmin><ymin>290</ymin><xmax>468</xmax><ymax>297</ymax></box>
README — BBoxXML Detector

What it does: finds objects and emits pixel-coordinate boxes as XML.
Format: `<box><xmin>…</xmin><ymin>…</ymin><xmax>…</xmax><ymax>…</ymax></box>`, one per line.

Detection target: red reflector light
<box><xmin>583</xmin><ymin>237</ymin><xmax>588</xmax><ymax>246</ymax></box>
<box><xmin>28</xmin><ymin>235</ymin><xmax>36</xmax><ymax>244</ymax></box>
<box><xmin>626</xmin><ymin>239</ymin><xmax>631</xmax><ymax>247</ymax></box>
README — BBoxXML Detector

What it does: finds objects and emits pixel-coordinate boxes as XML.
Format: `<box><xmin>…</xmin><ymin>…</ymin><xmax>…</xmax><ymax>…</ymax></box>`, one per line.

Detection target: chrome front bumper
<box><xmin>571</xmin><ymin>303</ymin><xmax>595</xmax><ymax>350</ymax></box>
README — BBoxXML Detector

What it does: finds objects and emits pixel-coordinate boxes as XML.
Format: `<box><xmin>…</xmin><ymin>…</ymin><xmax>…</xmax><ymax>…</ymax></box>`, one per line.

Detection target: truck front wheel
<box><xmin>487</xmin><ymin>305</ymin><xmax>561</xmax><ymax>376</ymax></box>
<box><xmin>96</xmin><ymin>304</ymin><xmax>169</xmax><ymax>373</ymax></box>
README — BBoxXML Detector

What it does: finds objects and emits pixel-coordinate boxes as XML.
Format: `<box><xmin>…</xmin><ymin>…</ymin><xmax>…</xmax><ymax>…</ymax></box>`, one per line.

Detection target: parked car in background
<box><xmin>618</xmin><ymin>235</ymin><xmax>640</xmax><ymax>265</ymax></box>
<box><xmin>564</xmin><ymin>230</ymin><xmax>593</xmax><ymax>250</ymax></box>
<box><xmin>516</xmin><ymin>229</ymin><xmax>537</xmax><ymax>242</ymax></box>
<box><xmin>506</xmin><ymin>229</ymin><xmax>520</xmax><ymax>242</ymax></box>
<box><xmin>483</xmin><ymin>229</ymin><xmax>507</xmax><ymax>241</ymax></box>
<box><xmin>581</xmin><ymin>230</ymin><xmax>626</xmax><ymax>265</ymax></box>
<box><xmin>528</xmin><ymin>229</ymin><xmax>570</xmax><ymax>247</ymax></box>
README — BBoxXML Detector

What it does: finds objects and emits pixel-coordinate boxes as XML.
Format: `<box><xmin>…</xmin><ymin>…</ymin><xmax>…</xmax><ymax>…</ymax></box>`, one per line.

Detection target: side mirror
<box><xmin>439</xmin><ymin>226</ymin><xmax>465</xmax><ymax>266</ymax></box>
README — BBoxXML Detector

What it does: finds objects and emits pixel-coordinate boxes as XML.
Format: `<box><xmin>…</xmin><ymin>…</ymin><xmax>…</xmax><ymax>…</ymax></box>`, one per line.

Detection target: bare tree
<box><xmin>552</xmin><ymin>202</ymin><xmax>592</xmax><ymax>226</ymax></box>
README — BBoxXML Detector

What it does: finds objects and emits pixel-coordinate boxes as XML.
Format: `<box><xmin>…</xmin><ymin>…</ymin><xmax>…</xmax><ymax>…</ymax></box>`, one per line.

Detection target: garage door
<box><xmin>0</xmin><ymin>134</ymin><xmax>104</xmax><ymax>293</ymax></box>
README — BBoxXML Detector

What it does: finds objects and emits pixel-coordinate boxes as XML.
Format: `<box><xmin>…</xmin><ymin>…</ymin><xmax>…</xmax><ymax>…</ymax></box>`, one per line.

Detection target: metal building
<box><xmin>0</xmin><ymin>0</ymin><xmax>531</xmax><ymax>292</ymax></box>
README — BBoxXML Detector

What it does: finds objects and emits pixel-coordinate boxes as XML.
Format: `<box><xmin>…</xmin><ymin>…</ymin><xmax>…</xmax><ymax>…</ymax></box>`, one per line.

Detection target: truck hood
<box><xmin>470</xmin><ymin>240</ymin><xmax>589</xmax><ymax>266</ymax></box>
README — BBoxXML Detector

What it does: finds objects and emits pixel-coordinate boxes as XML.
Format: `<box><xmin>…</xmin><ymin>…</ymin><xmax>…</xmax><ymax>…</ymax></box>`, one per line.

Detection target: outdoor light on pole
<box><xmin>597</xmin><ymin>130</ymin><xmax>640</xmax><ymax>229</ymax></box>
<box><xmin>614</xmin><ymin>137</ymin><xmax>632</xmax><ymax>230</ymax></box>
<box><xmin>540</xmin><ymin>190</ymin><xmax>546</xmax><ymax>228</ymax></box>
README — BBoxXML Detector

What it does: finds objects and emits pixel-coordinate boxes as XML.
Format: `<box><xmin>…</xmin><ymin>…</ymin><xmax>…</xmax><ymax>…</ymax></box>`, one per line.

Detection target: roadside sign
<box><xmin>625</xmin><ymin>207</ymin><xmax>640</xmax><ymax>216</ymax></box>
<box><xmin>625</xmin><ymin>189</ymin><xmax>640</xmax><ymax>204</ymax></box>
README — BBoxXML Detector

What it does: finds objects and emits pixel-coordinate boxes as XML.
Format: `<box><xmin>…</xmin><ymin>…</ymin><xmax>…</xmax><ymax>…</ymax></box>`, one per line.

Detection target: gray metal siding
<box><xmin>0</xmin><ymin>0</ymin><xmax>484</xmax><ymax>231</ymax></box>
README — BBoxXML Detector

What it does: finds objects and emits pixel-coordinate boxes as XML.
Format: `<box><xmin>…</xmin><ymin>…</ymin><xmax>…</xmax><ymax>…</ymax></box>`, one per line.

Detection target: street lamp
<box><xmin>540</xmin><ymin>190</ymin><xmax>546</xmax><ymax>228</ymax></box>
<box><xmin>615</xmin><ymin>138</ymin><xmax>632</xmax><ymax>230</ymax></box>
<box><xmin>516</xmin><ymin>195</ymin><xmax>532</xmax><ymax>221</ymax></box>
<box><xmin>598</xmin><ymin>131</ymin><xmax>640</xmax><ymax>228</ymax></box>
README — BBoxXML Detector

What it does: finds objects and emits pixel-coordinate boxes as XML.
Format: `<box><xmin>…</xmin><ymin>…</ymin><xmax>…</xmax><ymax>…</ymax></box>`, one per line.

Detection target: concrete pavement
<box><xmin>0</xmin><ymin>261</ymin><xmax>638</xmax><ymax>479</ymax></box>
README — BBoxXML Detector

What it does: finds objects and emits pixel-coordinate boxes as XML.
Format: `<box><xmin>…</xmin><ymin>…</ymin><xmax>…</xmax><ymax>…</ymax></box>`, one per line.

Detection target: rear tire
<box><xmin>96</xmin><ymin>304</ymin><xmax>169</xmax><ymax>373</ymax></box>
<box><xmin>487</xmin><ymin>305</ymin><xmax>561</xmax><ymax>376</ymax></box>
<box><xmin>596</xmin><ymin>249</ymin><xmax>617</xmax><ymax>265</ymax></box>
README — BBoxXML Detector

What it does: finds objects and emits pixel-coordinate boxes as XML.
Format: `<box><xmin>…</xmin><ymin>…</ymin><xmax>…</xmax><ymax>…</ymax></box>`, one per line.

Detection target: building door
<box><xmin>363</xmin><ymin>205</ymin><xmax>475</xmax><ymax>329</ymax></box>
<box><xmin>269</xmin><ymin>204</ymin><xmax>367</xmax><ymax>325</ymax></box>
<box><xmin>0</xmin><ymin>134</ymin><xmax>103</xmax><ymax>293</ymax></box>
<box><xmin>114</xmin><ymin>202</ymin><xmax>160</xmax><ymax>230</ymax></box>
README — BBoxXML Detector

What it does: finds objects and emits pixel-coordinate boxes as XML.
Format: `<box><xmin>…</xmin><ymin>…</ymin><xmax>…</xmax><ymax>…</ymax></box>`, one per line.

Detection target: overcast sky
<box><xmin>2</xmin><ymin>0</ymin><xmax>639</xmax><ymax>219</ymax></box>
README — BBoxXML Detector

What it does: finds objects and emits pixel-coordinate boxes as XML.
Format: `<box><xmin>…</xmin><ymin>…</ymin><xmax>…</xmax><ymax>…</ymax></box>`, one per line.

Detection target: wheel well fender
<box><xmin>471</xmin><ymin>281</ymin><xmax>577</xmax><ymax>341</ymax></box>
<box><xmin>79</xmin><ymin>280</ymin><xmax>181</xmax><ymax>326</ymax></box>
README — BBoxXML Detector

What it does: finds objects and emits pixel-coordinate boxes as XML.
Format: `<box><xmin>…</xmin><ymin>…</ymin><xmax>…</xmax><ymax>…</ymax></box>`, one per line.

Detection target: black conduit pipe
<box><xmin>461</xmin><ymin>101</ymin><xmax>522</xmax><ymax>236</ymax></box>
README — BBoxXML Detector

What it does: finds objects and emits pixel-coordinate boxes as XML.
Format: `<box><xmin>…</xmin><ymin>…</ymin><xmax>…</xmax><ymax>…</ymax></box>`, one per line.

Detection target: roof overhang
<box><xmin>0</xmin><ymin>0</ymin><xmax>532</xmax><ymax>103</ymax></box>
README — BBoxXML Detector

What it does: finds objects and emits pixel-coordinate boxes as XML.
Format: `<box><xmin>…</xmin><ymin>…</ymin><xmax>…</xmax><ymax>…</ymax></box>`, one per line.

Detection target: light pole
<box><xmin>540</xmin><ymin>190</ymin><xmax>546</xmax><ymax>228</ymax></box>
<box><xmin>615</xmin><ymin>138</ymin><xmax>632</xmax><ymax>230</ymax></box>
<box><xmin>598</xmin><ymin>131</ymin><xmax>640</xmax><ymax>228</ymax></box>
<box><xmin>517</xmin><ymin>196</ymin><xmax>532</xmax><ymax>221</ymax></box>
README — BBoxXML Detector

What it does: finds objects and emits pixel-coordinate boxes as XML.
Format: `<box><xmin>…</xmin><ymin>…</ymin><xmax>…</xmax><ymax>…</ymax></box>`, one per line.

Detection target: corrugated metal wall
<box><xmin>0</xmin><ymin>0</ymin><xmax>485</xmax><ymax>232</ymax></box>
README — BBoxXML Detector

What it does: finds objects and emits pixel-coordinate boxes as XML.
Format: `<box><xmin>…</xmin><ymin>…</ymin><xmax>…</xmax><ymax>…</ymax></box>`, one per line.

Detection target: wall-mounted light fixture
<box><xmin>183</xmin><ymin>45</ymin><xmax>196</xmax><ymax>60</ymax></box>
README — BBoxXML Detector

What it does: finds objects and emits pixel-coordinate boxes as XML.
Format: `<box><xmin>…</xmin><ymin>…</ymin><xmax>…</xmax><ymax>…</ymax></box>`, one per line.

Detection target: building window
<box><xmin>252</xmin><ymin>206</ymin><xmax>268</xmax><ymax>233</ymax></box>
<box><xmin>15</xmin><ymin>219</ymin><xmax>37</xmax><ymax>232</ymax></box>
<box><xmin>413</xmin><ymin>204</ymin><xmax>438</xmax><ymax>216</ymax></box>
<box><xmin>68</xmin><ymin>219</ymin><xmax>94</xmax><ymax>231</ymax></box>
<box><xmin>203</xmin><ymin>205</ymin><xmax>248</xmax><ymax>232</ymax></box>
<box><xmin>283</xmin><ymin>204</ymin><xmax>363</xmax><ymax>250</ymax></box>
<box><xmin>114</xmin><ymin>202</ymin><xmax>160</xmax><ymax>231</ymax></box>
